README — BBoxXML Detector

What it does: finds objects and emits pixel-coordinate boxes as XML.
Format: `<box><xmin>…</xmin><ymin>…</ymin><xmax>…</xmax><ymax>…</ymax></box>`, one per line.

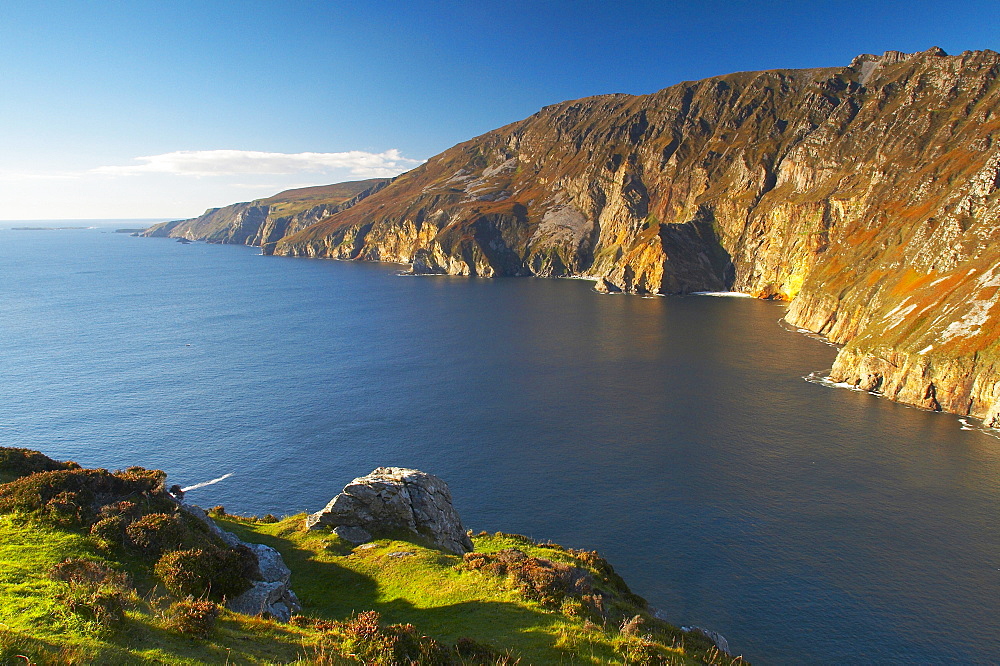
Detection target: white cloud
<box><xmin>0</xmin><ymin>147</ymin><xmax>428</xmax><ymax>218</ymax></box>
<box><xmin>92</xmin><ymin>149</ymin><xmax>423</xmax><ymax>178</ymax></box>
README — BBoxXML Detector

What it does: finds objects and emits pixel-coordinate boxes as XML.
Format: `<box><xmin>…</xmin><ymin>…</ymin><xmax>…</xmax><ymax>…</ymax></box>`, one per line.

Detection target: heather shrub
<box><xmin>50</xmin><ymin>558</ymin><xmax>129</xmax><ymax>589</ymax></box>
<box><xmin>43</xmin><ymin>491</ymin><xmax>88</xmax><ymax>526</ymax></box>
<box><xmin>97</xmin><ymin>500</ymin><xmax>141</xmax><ymax>520</ymax></box>
<box><xmin>461</xmin><ymin>549</ymin><xmax>590</xmax><ymax>609</ymax></box>
<box><xmin>0</xmin><ymin>467</ymin><xmax>166</xmax><ymax>526</ymax></box>
<box><xmin>0</xmin><ymin>447</ymin><xmax>80</xmax><ymax>484</ymax></box>
<box><xmin>567</xmin><ymin>547</ymin><xmax>646</xmax><ymax>606</ymax></box>
<box><xmin>49</xmin><ymin>558</ymin><xmax>133</xmax><ymax>629</ymax></box>
<box><xmin>155</xmin><ymin>549</ymin><xmax>213</xmax><ymax>598</ymax></box>
<box><xmin>154</xmin><ymin>546</ymin><xmax>256</xmax><ymax>600</ymax></box>
<box><xmin>90</xmin><ymin>515</ymin><xmax>128</xmax><ymax>546</ymax></box>
<box><xmin>344</xmin><ymin>610</ymin><xmax>381</xmax><ymax>639</ymax></box>
<box><xmin>341</xmin><ymin>611</ymin><xmax>452</xmax><ymax>665</ymax></box>
<box><xmin>125</xmin><ymin>512</ymin><xmax>188</xmax><ymax>555</ymax></box>
<box><xmin>165</xmin><ymin>599</ymin><xmax>219</xmax><ymax>638</ymax></box>
<box><xmin>212</xmin><ymin>544</ymin><xmax>258</xmax><ymax>597</ymax></box>
<box><xmin>61</xmin><ymin>586</ymin><xmax>130</xmax><ymax>629</ymax></box>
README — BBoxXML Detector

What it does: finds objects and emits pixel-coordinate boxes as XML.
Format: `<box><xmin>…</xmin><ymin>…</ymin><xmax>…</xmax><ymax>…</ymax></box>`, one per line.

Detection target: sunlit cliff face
<box><xmin>158</xmin><ymin>48</ymin><xmax>1000</xmax><ymax>423</ymax></box>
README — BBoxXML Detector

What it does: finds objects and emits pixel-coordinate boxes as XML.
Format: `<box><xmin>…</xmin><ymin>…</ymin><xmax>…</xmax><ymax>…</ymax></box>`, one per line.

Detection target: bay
<box><xmin>1</xmin><ymin>225</ymin><xmax>997</xmax><ymax>664</ymax></box>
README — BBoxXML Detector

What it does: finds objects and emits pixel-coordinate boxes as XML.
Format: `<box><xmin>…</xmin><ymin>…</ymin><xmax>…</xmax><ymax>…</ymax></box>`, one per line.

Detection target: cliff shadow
<box><xmin>214</xmin><ymin>518</ymin><xmax>577</xmax><ymax>660</ymax></box>
<box><xmin>658</xmin><ymin>206</ymin><xmax>735</xmax><ymax>293</ymax></box>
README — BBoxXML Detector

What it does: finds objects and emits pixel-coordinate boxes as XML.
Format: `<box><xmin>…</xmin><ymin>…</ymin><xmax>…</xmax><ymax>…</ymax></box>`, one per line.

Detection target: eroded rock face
<box><xmin>144</xmin><ymin>48</ymin><xmax>1000</xmax><ymax>424</ymax></box>
<box><xmin>306</xmin><ymin>467</ymin><xmax>474</xmax><ymax>555</ymax></box>
<box><xmin>268</xmin><ymin>47</ymin><xmax>1000</xmax><ymax>424</ymax></box>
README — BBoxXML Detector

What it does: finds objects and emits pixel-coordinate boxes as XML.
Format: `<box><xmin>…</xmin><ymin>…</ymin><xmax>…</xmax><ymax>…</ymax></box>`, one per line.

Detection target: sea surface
<box><xmin>1</xmin><ymin>224</ymin><xmax>998</xmax><ymax>664</ymax></box>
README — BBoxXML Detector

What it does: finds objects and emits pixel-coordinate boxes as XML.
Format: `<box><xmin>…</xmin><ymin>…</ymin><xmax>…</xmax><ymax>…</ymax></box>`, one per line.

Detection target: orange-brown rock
<box><xmin>153</xmin><ymin>48</ymin><xmax>1000</xmax><ymax>425</ymax></box>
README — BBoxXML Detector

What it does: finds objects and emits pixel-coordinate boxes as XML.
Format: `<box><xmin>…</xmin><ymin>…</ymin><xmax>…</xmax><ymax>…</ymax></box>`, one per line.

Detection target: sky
<box><xmin>1</xmin><ymin>1</ymin><xmax>998</xmax><ymax>220</ymax></box>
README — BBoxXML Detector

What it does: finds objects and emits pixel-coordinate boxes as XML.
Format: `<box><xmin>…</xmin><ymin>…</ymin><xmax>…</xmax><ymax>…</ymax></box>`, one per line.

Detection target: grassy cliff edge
<box><xmin>0</xmin><ymin>449</ymin><xmax>745</xmax><ymax>665</ymax></box>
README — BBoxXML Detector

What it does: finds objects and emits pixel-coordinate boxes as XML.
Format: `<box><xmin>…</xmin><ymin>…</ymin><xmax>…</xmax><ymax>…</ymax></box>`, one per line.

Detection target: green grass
<box><xmin>220</xmin><ymin>517</ymin><xmax>584</xmax><ymax>662</ymax></box>
<box><xmin>0</xmin><ymin>449</ymin><xmax>744</xmax><ymax>664</ymax></box>
<box><xmin>0</xmin><ymin>513</ymin><xmax>317</xmax><ymax>665</ymax></box>
<box><xmin>0</xmin><ymin>510</ymin><xmax>735</xmax><ymax>664</ymax></box>
<box><xmin>215</xmin><ymin>515</ymin><xmax>731</xmax><ymax>665</ymax></box>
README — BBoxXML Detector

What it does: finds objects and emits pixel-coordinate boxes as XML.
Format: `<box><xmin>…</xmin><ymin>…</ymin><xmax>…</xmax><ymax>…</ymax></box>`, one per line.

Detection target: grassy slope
<box><xmin>258</xmin><ymin>180</ymin><xmax>386</xmax><ymax>219</ymax></box>
<box><xmin>220</xmin><ymin>515</ymin><xmax>721</xmax><ymax>665</ymax></box>
<box><xmin>0</xmin><ymin>513</ymin><xmax>315</xmax><ymax>665</ymax></box>
<box><xmin>0</xmin><ymin>452</ymin><xmax>741</xmax><ymax>665</ymax></box>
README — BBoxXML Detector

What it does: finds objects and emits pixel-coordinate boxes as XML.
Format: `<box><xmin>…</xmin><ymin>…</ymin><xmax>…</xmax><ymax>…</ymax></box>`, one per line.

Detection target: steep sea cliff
<box><xmin>147</xmin><ymin>48</ymin><xmax>1000</xmax><ymax>425</ymax></box>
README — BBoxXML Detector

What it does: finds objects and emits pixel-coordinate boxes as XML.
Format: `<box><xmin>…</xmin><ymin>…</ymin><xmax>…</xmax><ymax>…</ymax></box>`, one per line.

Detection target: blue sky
<box><xmin>1</xmin><ymin>1</ymin><xmax>997</xmax><ymax>219</ymax></box>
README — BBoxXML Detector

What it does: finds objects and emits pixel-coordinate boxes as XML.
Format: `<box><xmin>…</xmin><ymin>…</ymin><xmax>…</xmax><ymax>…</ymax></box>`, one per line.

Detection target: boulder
<box><xmin>306</xmin><ymin>467</ymin><xmax>474</xmax><ymax>554</ymax></box>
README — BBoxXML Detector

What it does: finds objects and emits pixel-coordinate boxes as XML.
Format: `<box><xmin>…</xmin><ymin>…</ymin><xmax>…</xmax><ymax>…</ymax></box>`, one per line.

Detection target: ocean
<box><xmin>1</xmin><ymin>224</ymin><xmax>997</xmax><ymax>664</ymax></box>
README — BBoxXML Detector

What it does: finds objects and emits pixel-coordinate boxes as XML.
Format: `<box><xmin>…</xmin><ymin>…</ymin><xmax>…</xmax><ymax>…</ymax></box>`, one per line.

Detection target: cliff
<box><xmin>148</xmin><ymin>48</ymin><xmax>1000</xmax><ymax>425</ymax></box>
<box><xmin>142</xmin><ymin>178</ymin><xmax>389</xmax><ymax>249</ymax></box>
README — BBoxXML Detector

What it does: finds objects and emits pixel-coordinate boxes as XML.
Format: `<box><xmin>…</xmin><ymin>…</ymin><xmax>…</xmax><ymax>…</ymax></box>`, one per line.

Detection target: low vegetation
<box><xmin>0</xmin><ymin>448</ymin><xmax>746</xmax><ymax>664</ymax></box>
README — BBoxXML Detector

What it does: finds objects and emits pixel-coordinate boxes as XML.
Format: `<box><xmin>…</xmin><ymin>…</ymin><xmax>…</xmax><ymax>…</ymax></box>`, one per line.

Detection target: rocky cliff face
<box><xmin>150</xmin><ymin>48</ymin><xmax>1000</xmax><ymax>425</ymax></box>
<box><xmin>142</xmin><ymin>179</ymin><xmax>389</xmax><ymax>250</ymax></box>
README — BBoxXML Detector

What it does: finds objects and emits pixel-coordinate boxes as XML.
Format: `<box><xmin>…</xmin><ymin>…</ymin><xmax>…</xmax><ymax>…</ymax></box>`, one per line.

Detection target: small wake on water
<box><xmin>180</xmin><ymin>473</ymin><xmax>233</xmax><ymax>493</ymax></box>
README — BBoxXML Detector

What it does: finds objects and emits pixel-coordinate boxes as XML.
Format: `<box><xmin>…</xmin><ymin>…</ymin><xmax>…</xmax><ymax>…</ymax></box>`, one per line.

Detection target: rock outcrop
<box><xmin>306</xmin><ymin>467</ymin><xmax>474</xmax><ymax>555</ymax></box>
<box><xmin>181</xmin><ymin>503</ymin><xmax>301</xmax><ymax>621</ymax></box>
<box><xmin>145</xmin><ymin>48</ymin><xmax>1000</xmax><ymax>425</ymax></box>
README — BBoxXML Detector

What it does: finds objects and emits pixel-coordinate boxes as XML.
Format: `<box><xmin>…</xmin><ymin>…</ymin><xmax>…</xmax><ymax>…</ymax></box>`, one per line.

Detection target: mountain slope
<box><xmin>150</xmin><ymin>48</ymin><xmax>1000</xmax><ymax>425</ymax></box>
<box><xmin>143</xmin><ymin>178</ymin><xmax>389</xmax><ymax>249</ymax></box>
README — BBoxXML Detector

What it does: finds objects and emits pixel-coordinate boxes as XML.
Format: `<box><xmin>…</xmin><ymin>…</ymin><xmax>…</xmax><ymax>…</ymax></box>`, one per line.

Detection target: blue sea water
<box><xmin>1</xmin><ymin>224</ymin><xmax>998</xmax><ymax>664</ymax></box>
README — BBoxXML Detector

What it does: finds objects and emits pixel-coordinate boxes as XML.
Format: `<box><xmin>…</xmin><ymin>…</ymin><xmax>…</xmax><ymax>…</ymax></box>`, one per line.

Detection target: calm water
<box><xmin>1</xmin><ymin>225</ymin><xmax>998</xmax><ymax>664</ymax></box>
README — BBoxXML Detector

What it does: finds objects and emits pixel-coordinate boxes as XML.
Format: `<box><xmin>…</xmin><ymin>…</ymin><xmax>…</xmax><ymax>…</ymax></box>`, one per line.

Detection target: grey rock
<box><xmin>306</xmin><ymin>467</ymin><xmax>474</xmax><ymax>554</ymax></box>
<box><xmin>246</xmin><ymin>542</ymin><xmax>291</xmax><ymax>584</ymax></box>
<box><xmin>681</xmin><ymin>626</ymin><xmax>731</xmax><ymax>656</ymax></box>
<box><xmin>227</xmin><ymin>580</ymin><xmax>301</xmax><ymax>623</ymax></box>
<box><xmin>333</xmin><ymin>525</ymin><xmax>372</xmax><ymax>544</ymax></box>
<box><xmin>388</xmin><ymin>551</ymin><xmax>414</xmax><ymax>558</ymax></box>
<box><xmin>179</xmin><ymin>501</ymin><xmax>300</xmax><ymax>622</ymax></box>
